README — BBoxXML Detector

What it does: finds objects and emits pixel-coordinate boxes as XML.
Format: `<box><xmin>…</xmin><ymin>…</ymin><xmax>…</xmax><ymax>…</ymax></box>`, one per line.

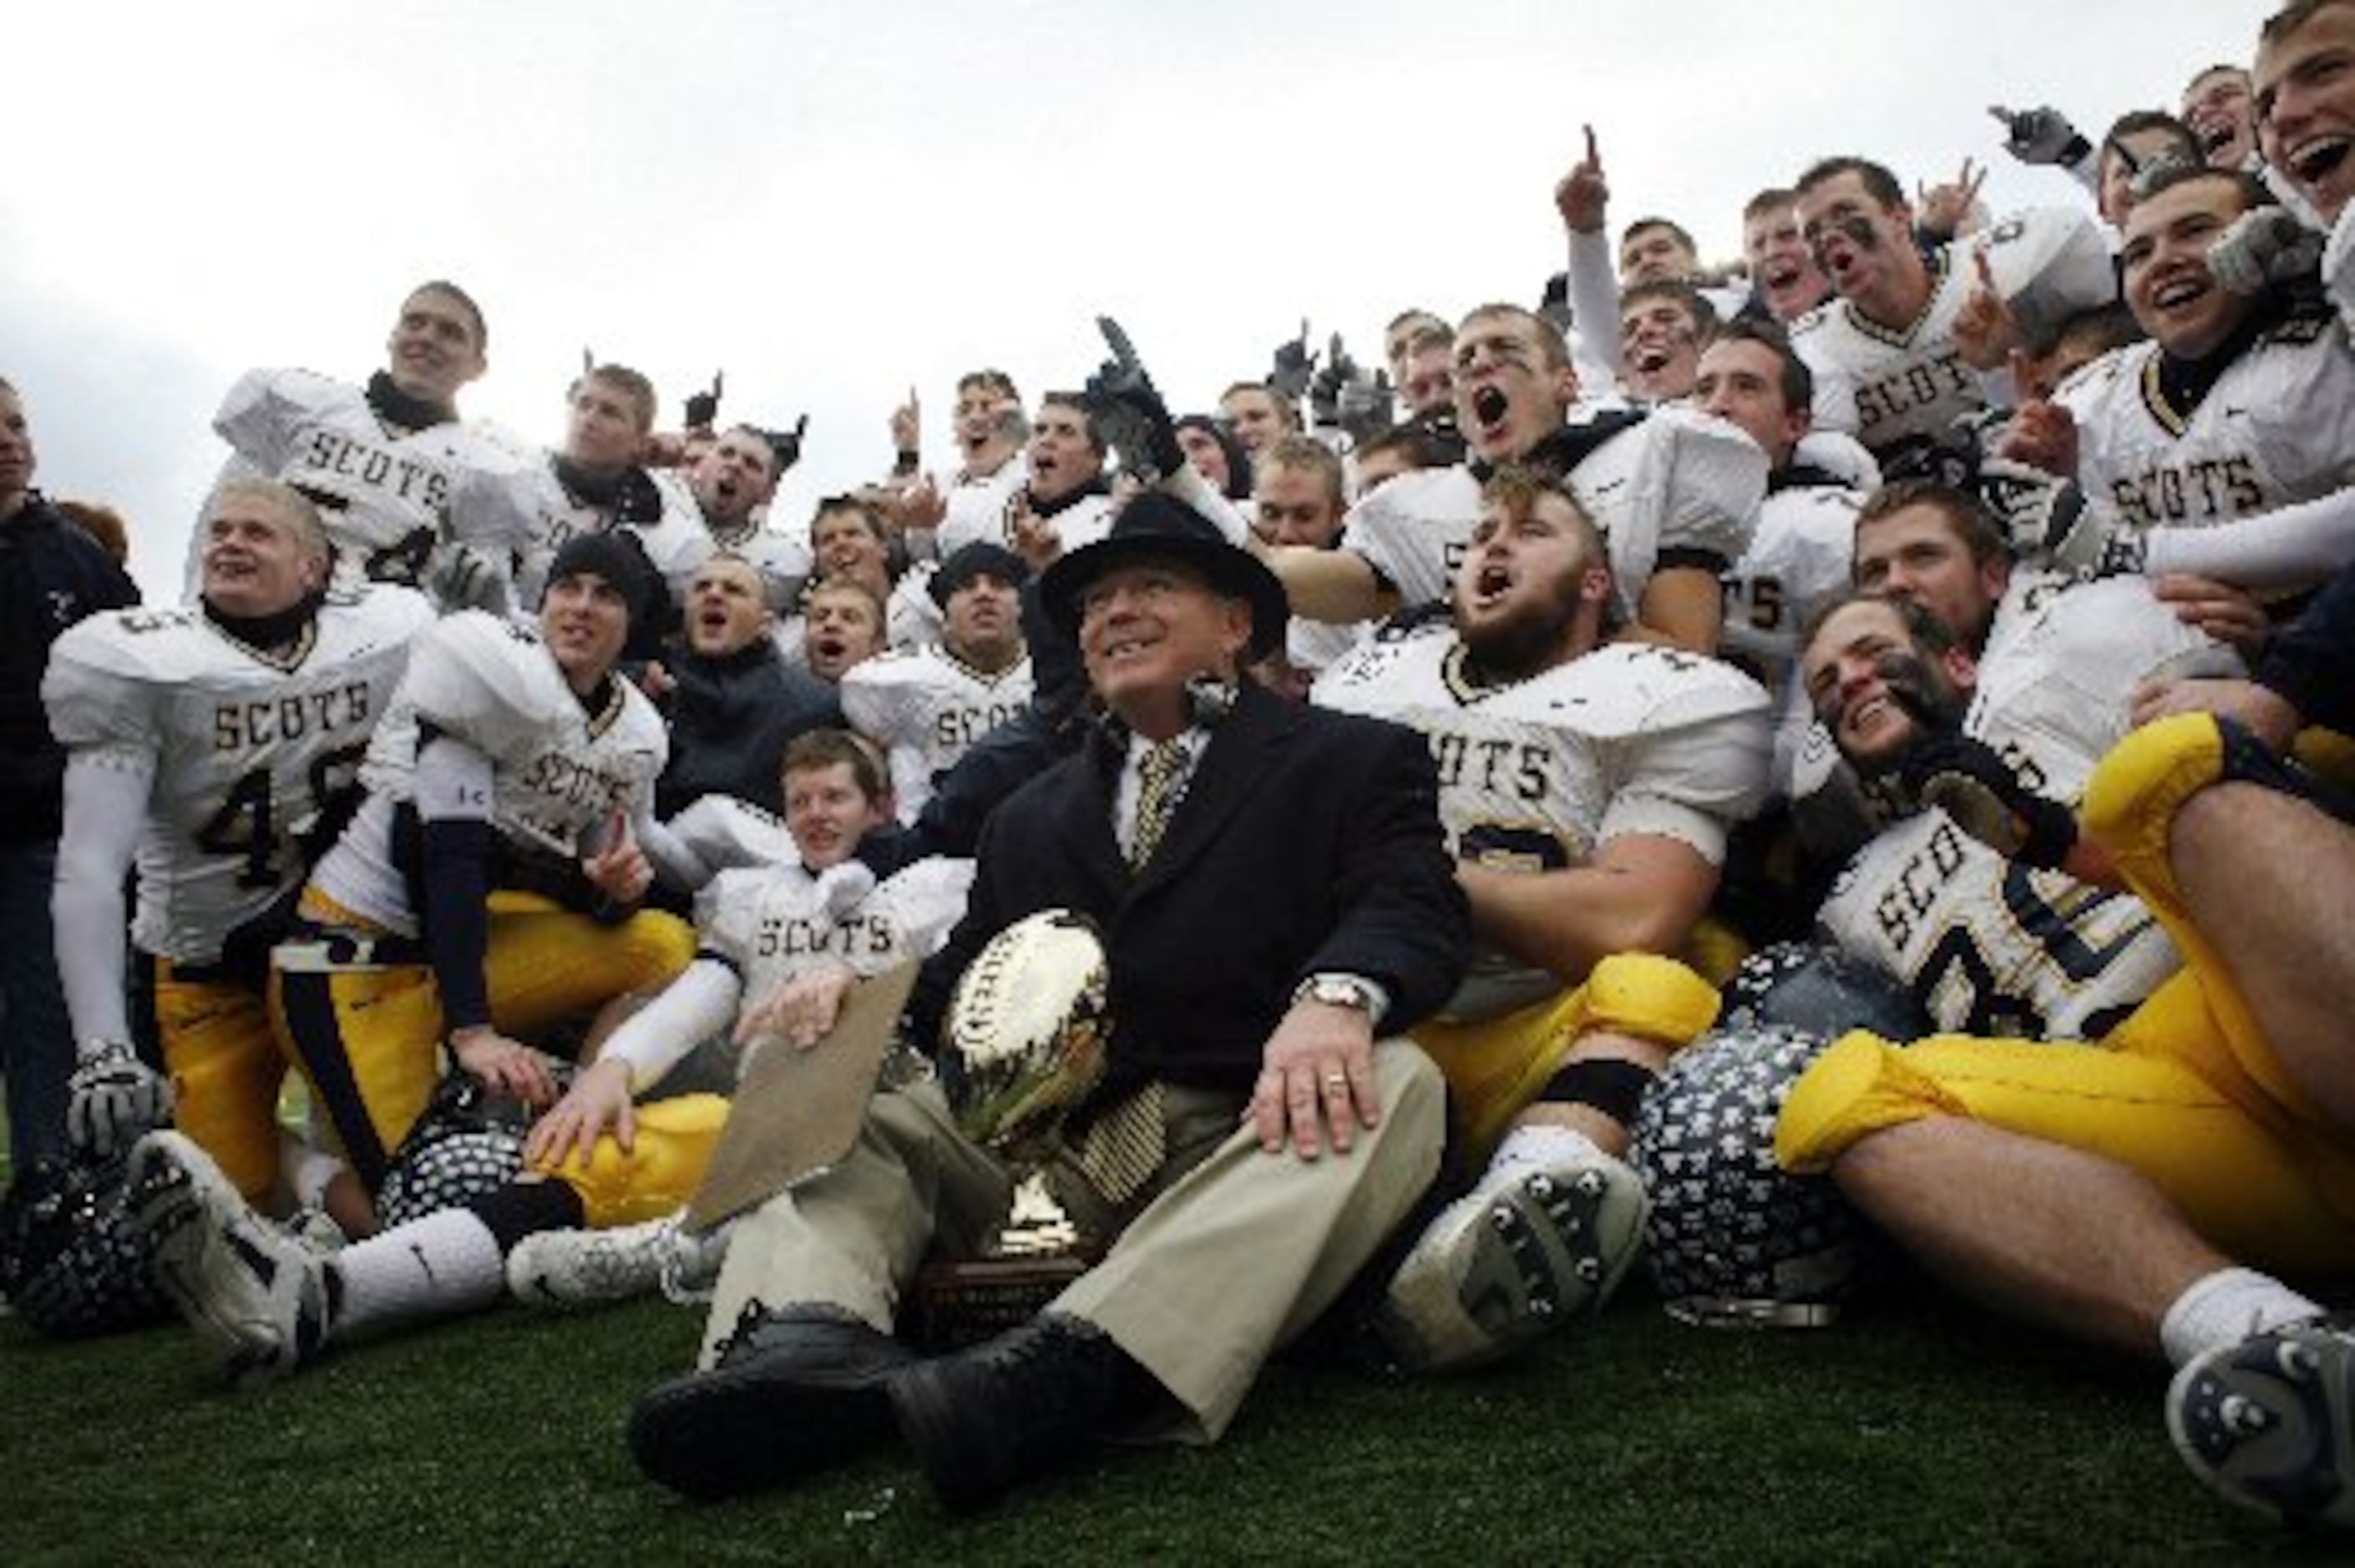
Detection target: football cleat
<box><xmin>130</xmin><ymin>1131</ymin><xmax>332</xmax><ymax>1386</ymax></box>
<box><xmin>506</xmin><ymin>1213</ymin><xmax>727</xmax><ymax>1310</ymax></box>
<box><xmin>1375</xmin><ymin>1143</ymin><xmax>1648</xmax><ymax>1373</ymax></box>
<box><xmin>2169</xmin><ymin>1318</ymin><xmax>2355</xmax><ymax>1529</ymax></box>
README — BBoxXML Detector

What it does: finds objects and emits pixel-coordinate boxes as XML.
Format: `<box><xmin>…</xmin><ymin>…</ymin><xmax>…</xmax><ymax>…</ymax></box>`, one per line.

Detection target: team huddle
<box><xmin>6</xmin><ymin>0</ymin><xmax>2355</xmax><ymax>1534</ymax></box>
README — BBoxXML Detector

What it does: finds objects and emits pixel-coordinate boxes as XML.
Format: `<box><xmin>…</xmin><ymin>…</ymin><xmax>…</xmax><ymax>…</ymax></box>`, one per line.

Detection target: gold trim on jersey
<box><xmin>206</xmin><ymin>615</ymin><xmax>321</xmax><ymax>675</ymax></box>
<box><xmin>1839</xmin><ymin>250</ymin><xmax>1952</xmax><ymax>351</ymax></box>
<box><xmin>941</xmin><ymin>645</ymin><xmax>1030</xmax><ymax>688</ymax></box>
<box><xmin>1440</xmin><ymin>641</ymin><xmax>1507</xmax><ymax>705</ymax></box>
<box><xmin>2139</xmin><ymin>354</ymin><xmax>2191</xmax><ymax>438</ymax></box>
<box><xmin>583</xmin><ymin>674</ymin><xmax>629</xmax><ymax>740</ymax></box>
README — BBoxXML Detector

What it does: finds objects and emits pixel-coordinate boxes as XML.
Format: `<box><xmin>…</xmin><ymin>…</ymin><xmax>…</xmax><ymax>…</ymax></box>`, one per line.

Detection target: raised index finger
<box><xmin>1583</xmin><ymin>123</ymin><xmax>1600</xmax><ymax>167</ymax></box>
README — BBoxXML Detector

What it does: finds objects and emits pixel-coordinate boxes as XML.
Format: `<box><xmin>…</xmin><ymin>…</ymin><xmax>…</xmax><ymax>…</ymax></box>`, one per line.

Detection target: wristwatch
<box><xmin>1294</xmin><ymin>973</ymin><xmax>1379</xmax><ymax>1014</ymax></box>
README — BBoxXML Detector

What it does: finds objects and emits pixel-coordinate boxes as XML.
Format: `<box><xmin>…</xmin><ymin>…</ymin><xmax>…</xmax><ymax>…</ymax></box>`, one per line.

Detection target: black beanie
<box><xmin>547</xmin><ymin>530</ymin><xmax>659</xmax><ymax>629</ymax></box>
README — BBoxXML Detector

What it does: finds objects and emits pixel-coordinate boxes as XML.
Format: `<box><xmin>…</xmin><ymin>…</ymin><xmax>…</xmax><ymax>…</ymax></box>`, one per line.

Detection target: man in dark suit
<box><xmin>630</xmin><ymin>492</ymin><xmax>1470</xmax><ymax>1511</ymax></box>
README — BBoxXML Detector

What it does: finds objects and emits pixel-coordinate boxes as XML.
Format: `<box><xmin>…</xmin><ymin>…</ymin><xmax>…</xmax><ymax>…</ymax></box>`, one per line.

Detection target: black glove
<box><xmin>1308</xmin><ymin>333</ymin><xmax>1355</xmax><ymax>428</ymax></box>
<box><xmin>1084</xmin><ymin>315</ymin><xmax>1185</xmax><ymax>479</ymax></box>
<box><xmin>756</xmin><ymin>413</ymin><xmax>808</xmax><ymax>473</ymax></box>
<box><xmin>1989</xmin><ymin>104</ymin><xmax>2092</xmax><ymax>169</ymax></box>
<box><xmin>1900</xmin><ymin>733</ymin><xmax>2079</xmax><ymax>869</ymax></box>
<box><xmin>1269</xmin><ymin>320</ymin><xmax>1317</xmax><ymax>405</ymax></box>
<box><xmin>684</xmin><ymin>372</ymin><xmax>724</xmax><ymax>431</ymax></box>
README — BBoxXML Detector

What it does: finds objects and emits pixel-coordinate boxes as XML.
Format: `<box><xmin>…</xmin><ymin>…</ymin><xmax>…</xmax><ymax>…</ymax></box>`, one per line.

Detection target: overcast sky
<box><xmin>4</xmin><ymin>1</ymin><xmax>2264</xmax><ymax>597</ymax></box>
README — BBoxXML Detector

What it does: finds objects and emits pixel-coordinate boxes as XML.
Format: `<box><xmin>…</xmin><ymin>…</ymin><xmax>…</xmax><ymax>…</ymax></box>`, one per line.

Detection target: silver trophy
<box><xmin>939</xmin><ymin>908</ymin><xmax>1112</xmax><ymax>1258</ymax></box>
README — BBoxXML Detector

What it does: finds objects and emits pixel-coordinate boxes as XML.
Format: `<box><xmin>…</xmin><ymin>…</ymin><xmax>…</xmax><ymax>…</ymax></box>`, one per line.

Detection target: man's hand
<box><xmin>1899</xmin><ymin>733</ymin><xmax>2079</xmax><ymax>868</ymax></box>
<box><xmin>66</xmin><ymin>1041</ymin><xmax>172</xmax><ymax>1156</ymax></box>
<box><xmin>1248</xmin><ymin>999</ymin><xmax>1379</xmax><ymax>1161</ymax></box>
<box><xmin>450</xmin><ymin>1024</ymin><xmax>560</xmax><ymax>1105</ymax></box>
<box><xmin>2132</xmin><ymin>675</ymin><xmax>2302</xmax><ymax>750</ymax></box>
<box><xmin>1269</xmin><ymin>321</ymin><xmax>1318</xmax><ymax>404</ymax></box>
<box><xmin>684</xmin><ymin>372</ymin><xmax>724</xmax><ymax>432</ymax></box>
<box><xmin>889</xmin><ymin>387</ymin><xmax>921</xmax><ymax>454</ymax></box>
<box><xmin>583</xmin><ymin>810</ymin><xmax>655</xmax><ymax>906</ymax></box>
<box><xmin>1554</xmin><ymin>124</ymin><xmax>1609</xmax><ymax>234</ymax></box>
<box><xmin>1917</xmin><ymin>156</ymin><xmax>1988</xmax><ymax>240</ymax></box>
<box><xmin>1990</xmin><ymin>104</ymin><xmax>2090</xmax><ymax>168</ymax></box>
<box><xmin>1994</xmin><ymin>367</ymin><xmax>2079</xmax><ymax>477</ymax></box>
<box><xmin>1952</xmin><ymin>246</ymin><xmax>2019</xmax><ymax>372</ymax></box>
<box><xmin>524</xmin><ymin>1056</ymin><xmax>636</xmax><ymax>1170</ymax></box>
<box><xmin>734</xmin><ymin>964</ymin><xmax>861</xmax><ymax>1056</ymax></box>
<box><xmin>2155</xmin><ymin>572</ymin><xmax>2273</xmax><ymax>659</ymax></box>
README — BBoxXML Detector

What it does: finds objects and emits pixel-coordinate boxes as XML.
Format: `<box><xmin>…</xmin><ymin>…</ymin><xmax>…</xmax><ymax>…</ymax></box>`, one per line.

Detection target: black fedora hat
<box><xmin>1037</xmin><ymin>492</ymin><xmax>1289</xmax><ymax>660</ymax></box>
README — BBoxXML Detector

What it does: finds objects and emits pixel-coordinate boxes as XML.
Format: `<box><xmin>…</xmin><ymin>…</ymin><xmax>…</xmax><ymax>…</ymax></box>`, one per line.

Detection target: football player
<box><xmin>132</xmin><ymin>729</ymin><xmax>973</xmax><ymax>1382</ymax></box>
<box><xmin>1262</xmin><ymin>302</ymin><xmax>1765</xmax><ymax>655</ymax></box>
<box><xmin>893</xmin><ymin>369</ymin><xmax>1031</xmax><ymax>561</ymax></box>
<box><xmin>635</xmin><ymin>424</ymin><xmax>812</xmax><ymax>616</ymax></box>
<box><xmin>1617</xmin><ymin>280</ymin><xmax>1717</xmax><ymax>404</ymax></box>
<box><xmin>840</xmin><ymin>542</ymin><xmax>1033</xmax><ymax>824</ymax></box>
<box><xmin>48</xmin><ymin>478</ymin><xmax>433</xmax><ymax>1214</ymax></box>
<box><xmin>1314</xmin><ymin>467</ymin><xmax>1770</xmax><ymax>1369</ymax></box>
<box><xmin>501</xmin><ymin>364</ymin><xmax>698</xmax><ymax>622</ymax></box>
<box><xmin>2261</xmin><ymin>0</ymin><xmax>2355</xmax><ymax>322</ymax></box>
<box><xmin>266</xmin><ymin>532</ymin><xmax>695</xmax><ymax>1203</ymax></box>
<box><xmin>1789</xmin><ymin>157</ymin><xmax>2113</xmax><ymax>468</ymax></box>
<box><xmin>192</xmin><ymin>281</ymin><xmax>530</xmax><ymax>609</ymax></box>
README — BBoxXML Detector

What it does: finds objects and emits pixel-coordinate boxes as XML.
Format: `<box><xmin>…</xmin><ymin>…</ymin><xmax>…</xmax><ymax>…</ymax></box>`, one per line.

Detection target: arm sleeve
<box><xmin>594</xmin><ymin>958</ymin><xmax>743</xmax><ymax>1092</ymax></box>
<box><xmin>52</xmin><ymin>752</ymin><xmax>155</xmax><ymax>1050</ymax></box>
<box><xmin>413</xmin><ymin>733</ymin><xmax>499</xmax><ymax>1032</ymax></box>
<box><xmin>2141</xmin><ymin>486</ymin><xmax>2355</xmax><ymax>594</ymax></box>
<box><xmin>1567</xmin><ymin>227</ymin><xmax>1623</xmax><ymax>378</ymax></box>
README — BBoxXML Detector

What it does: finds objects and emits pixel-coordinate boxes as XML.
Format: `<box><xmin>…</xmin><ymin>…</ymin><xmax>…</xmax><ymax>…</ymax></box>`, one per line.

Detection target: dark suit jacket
<box><xmin>909</xmin><ymin>680</ymin><xmax>1470</xmax><ymax>1093</ymax></box>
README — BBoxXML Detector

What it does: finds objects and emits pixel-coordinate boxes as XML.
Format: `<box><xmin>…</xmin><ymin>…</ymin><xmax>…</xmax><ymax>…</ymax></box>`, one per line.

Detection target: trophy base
<box><xmin>911</xmin><ymin>1253</ymin><xmax>1096</xmax><ymax>1351</ymax></box>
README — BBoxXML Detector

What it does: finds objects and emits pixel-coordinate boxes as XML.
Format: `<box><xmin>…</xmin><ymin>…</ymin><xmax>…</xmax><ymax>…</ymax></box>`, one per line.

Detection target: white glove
<box><xmin>66</xmin><ymin>1041</ymin><xmax>174</xmax><ymax>1156</ymax></box>
<box><xmin>813</xmin><ymin>860</ymin><xmax>879</xmax><ymax>919</ymax></box>
<box><xmin>2207</xmin><ymin>206</ymin><xmax>2325</xmax><ymax>297</ymax></box>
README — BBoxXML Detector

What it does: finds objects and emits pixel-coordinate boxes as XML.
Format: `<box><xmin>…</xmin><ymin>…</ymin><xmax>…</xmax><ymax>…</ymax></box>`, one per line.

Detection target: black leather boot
<box><xmin>629</xmin><ymin>1302</ymin><xmax>918</xmax><ymax>1501</ymax></box>
<box><xmin>887</xmin><ymin>1311</ymin><xmax>1164</xmax><ymax>1512</ymax></box>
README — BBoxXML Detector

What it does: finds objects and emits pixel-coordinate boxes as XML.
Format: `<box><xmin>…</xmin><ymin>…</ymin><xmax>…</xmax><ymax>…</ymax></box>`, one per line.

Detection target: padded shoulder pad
<box><xmin>1340</xmin><ymin>465</ymin><xmax>1482</xmax><ymax>607</ymax></box>
<box><xmin>1968</xmin><ymin>206</ymin><xmax>2114</xmax><ymax>346</ymax></box>
<box><xmin>1650</xmin><ymin>406</ymin><xmax>1769</xmax><ymax>564</ymax></box>
<box><xmin>399</xmin><ymin>610</ymin><xmax>570</xmax><ymax>759</ymax></box>
<box><xmin>1559</xmin><ymin>645</ymin><xmax>1770</xmax><ymax>740</ymax></box>
<box><xmin>42</xmin><ymin>609</ymin><xmax>202</xmax><ymax>751</ymax></box>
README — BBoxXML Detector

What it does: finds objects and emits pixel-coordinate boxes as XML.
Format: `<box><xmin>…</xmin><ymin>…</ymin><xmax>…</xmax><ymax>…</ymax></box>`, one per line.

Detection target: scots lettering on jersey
<box><xmin>518</xmin><ymin>749</ymin><xmax>641</xmax><ymax>813</ymax></box>
<box><xmin>1851</xmin><ymin>352</ymin><xmax>1973</xmax><ymax>438</ymax></box>
<box><xmin>929</xmin><ymin>700</ymin><xmax>1028</xmax><ymax>751</ymax></box>
<box><xmin>2107</xmin><ymin>456</ymin><xmax>2266</xmax><ymax>529</ymax></box>
<box><xmin>298</xmin><ymin>429</ymin><xmax>453</xmax><ymax>512</ymax></box>
<box><xmin>753</xmin><ymin>913</ymin><xmax>899</xmax><ymax>960</ymax></box>
<box><xmin>212</xmin><ymin>683</ymin><xmax>375</xmax><ymax>751</ymax></box>
<box><xmin>1871</xmin><ymin>818</ymin><xmax>1972</xmax><ymax>952</ymax></box>
<box><xmin>1429</xmin><ymin>732</ymin><xmax>1552</xmax><ymax>803</ymax></box>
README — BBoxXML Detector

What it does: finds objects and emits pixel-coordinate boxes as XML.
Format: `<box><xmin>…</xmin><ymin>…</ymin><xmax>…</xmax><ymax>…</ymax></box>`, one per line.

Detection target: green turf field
<box><xmin>1</xmin><ymin>1271</ymin><xmax>2327</xmax><ymax>1566</ymax></box>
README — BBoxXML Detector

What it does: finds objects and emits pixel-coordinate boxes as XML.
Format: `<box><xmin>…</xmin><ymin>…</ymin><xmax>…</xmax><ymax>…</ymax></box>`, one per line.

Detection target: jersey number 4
<box><xmin>194</xmin><ymin>743</ymin><xmax>368</xmax><ymax>889</ymax></box>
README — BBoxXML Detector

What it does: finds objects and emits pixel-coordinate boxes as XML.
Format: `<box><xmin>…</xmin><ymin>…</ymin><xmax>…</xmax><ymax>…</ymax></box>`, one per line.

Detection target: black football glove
<box><xmin>1900</xmin><ymin>733</ymin><xmax>2079</xmax><ymax>869</ymax></box>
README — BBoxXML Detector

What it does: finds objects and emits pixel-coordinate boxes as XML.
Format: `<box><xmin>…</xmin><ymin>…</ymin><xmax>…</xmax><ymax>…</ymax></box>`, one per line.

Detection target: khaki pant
<box><xmin>701</xmin><ymin>1037</ymin><xmax>1445</xmax><ymax>1441</ymax></box>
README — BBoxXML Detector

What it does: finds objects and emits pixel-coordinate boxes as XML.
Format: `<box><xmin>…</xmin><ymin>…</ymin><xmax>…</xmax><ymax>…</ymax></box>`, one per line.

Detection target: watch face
<box><xmin>1312</xmin><ymin>979</ymin><xmax>1368</xmax><ymax>1009</ymax></box>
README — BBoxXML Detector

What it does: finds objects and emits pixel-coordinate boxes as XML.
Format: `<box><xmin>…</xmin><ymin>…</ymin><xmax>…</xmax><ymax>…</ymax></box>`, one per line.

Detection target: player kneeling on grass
<box><xmin>130</xmin><ymin>730</ymin><xmax>973</xmax><ymax>1383</ymax></box>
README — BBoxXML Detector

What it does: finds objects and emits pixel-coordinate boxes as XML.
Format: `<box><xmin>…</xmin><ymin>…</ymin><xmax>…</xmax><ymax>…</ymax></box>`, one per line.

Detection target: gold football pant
<box><xmin>134</xmin><ymin>956</ymin><xmax>287</xmax><ymax>1206</ymax></box>
<box><xmin>527</xmin><ymin>1092</ymin><xmax>729</xmax><ymax>1228</ymax></box>
<box><xmin>1413</xmin><ymin>953</ymin><xmax>1723</xmax><ymax>1157</ymax></box>
<box><xmin>1778</xmin><ymin>714</ymin><xmax>2355</xmax><ymax>1275</ymax></box>
<box><xmin>271</xmin><ymin>891</ymin><xmax>695</xmax><ymax>1193</ymax></box>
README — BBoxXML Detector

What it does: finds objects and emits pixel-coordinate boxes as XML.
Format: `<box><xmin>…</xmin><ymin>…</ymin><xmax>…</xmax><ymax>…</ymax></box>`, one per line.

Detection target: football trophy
<box><xmin>915</xmin><ymin>908</ymin><xmax>1115</xmax><ymax>1347</ymax></box>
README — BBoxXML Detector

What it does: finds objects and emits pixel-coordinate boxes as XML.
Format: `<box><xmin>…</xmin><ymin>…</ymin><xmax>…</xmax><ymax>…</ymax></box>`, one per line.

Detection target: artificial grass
<box><xmin>0</xmin><ymin>1278</ymin><xmax>2324</xmax><ymax>1566</ymax></box>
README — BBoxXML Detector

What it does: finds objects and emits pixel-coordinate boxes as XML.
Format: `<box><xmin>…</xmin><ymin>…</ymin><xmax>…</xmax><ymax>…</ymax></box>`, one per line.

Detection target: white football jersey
<box><xmin>493</xmin><ymin>458</ymin><xmax>709</xmax><ymax>613</ymax></box>
<box><xmin>1340</xmin><ymin>409</ymin><xmax>1765</xmax><ymax>621</ymax></box>
<box><xmin>1719</xmin><ymin>480</ymin><xmax>1863</xmax><ymax>675</ymax></box>
<box><xmin>636</xmin><ymin>470</ymin><xmax>813</xmax><ymax>615</ymax></box>
<box><xmin>205</xmin><ymin>368</ymin><xmax>531</xmax><ymax>599</ymax></box>
<box><xmin>934</xmin><ymin>458</ymin><xmax>1031</xmax><ymax>559</ymax></box>
<box><xmin>44</xmin><ymin>586</ymin><xmax>435</xmax><ymax>964</ymax></box>
<box><xmin>2058</xmin><ymin>301</ymin><xmax>2355</xmax><ymax>549</ymax></box>
<box><xmin>1316</xmin><ymin>627</ymin><xmax>1770</xmax><ymax>1019</ymax></box>
<box><xmin>312</xmin><ymin>611</ymin><xmax>668</xmax><ymax>934</ymax></box>
<box><xmin>839</xmin><ymin>645</ymin><xmax>1036</xmax><ymax>823</ymax></box>
<box><xmin>1792</xmin><ymin>206</ymin><xmax>2113</xmax><ymax>462</ymax></box>
<box><xmin>697</xmin><ymin>856</ymin><xmax>975</xmax><ymax>1001</ymax></box>
<box><xmin>1818</xmin><ymin>809</ymin><xmax>2178</xmax><ymax>1040</ymax></box>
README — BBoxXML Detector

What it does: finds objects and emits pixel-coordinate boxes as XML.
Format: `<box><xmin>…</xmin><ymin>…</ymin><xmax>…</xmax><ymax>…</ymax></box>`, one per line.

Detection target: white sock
<box><xmin>2158</xmin><ymin>1267</ymin><xmax>2322</xmax><ymax>1368</ymax></box>
<box><xmin>281</xmin><ymin>1138</ymin><xmax>345</xmax><ymax>1212</ymax></box>
<box><xmin>328</xmin><ymin>1208</ymin><xmax>508</xmax><ymax>1338</ymax></box>
<box><xmin>1487</xmin><ymin>1123</ymin><xmax>1603</xmax><ymax>1178</ymax></box>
